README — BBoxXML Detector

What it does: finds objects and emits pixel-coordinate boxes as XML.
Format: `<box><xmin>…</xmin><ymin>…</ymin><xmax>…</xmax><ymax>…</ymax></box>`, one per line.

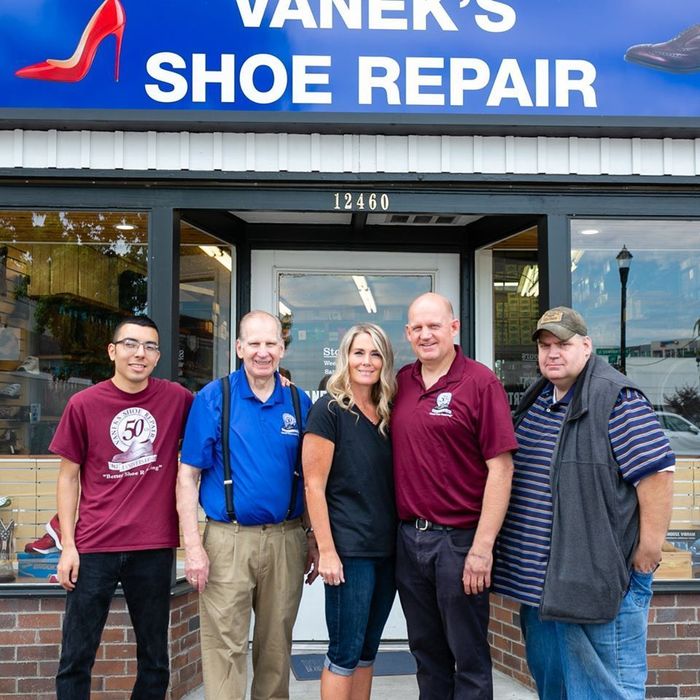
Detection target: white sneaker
<box><xmin>0</xmin><ymin>384</ymin><xmax>20</xmax><ymax>398</ymax></box>
<box><xmin>15</xmin><ymin>356</ymin><xmax>40</xmax><ymax>374</ymax></box>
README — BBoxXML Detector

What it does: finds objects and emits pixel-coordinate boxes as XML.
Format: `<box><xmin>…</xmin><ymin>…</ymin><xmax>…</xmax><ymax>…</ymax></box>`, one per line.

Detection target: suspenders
<box><xmin>220</xmin><ymin>375</ymin><xmax>304</xmax><ymax>523</ymax></box>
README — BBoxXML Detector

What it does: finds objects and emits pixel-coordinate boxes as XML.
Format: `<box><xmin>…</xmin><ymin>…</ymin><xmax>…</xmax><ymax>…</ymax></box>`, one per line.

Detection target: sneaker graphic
<box><xmin>15</xmin><ymin>356</ymin><xmax>40</xmax><ymax>374</ymax></box>
<box><xmin>45</xmin><ymin>514</ymin><xmax>62</xmax><ymax>551</ymax></box>
<box><xmin>24</xmin><ymin>531</ymin><xmax>58</xmax><ymax>555</ymax></box>
<box><xmin>0</xmin><ymin>384</ymin><xmax>21</xmax><ymax>398</ymax></box>
<box><xmin>0</xmin><ymin>496</ymin><xmax>10</xmax><ymax>508</ymax></box>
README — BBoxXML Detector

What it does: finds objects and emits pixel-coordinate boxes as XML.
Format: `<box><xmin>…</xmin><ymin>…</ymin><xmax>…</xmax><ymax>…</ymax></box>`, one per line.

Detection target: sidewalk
<box><xmin>182</xmin><ymin>644</ymin><xmax>537</xmax><ymax>700</ymax></box>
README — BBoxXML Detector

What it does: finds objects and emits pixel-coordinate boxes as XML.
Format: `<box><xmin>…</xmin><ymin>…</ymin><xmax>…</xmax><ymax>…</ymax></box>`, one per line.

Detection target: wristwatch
<box><xmin>304</xmin><ymin>526</ymin><xmax>314</xmax><ymax>536</ymax></box>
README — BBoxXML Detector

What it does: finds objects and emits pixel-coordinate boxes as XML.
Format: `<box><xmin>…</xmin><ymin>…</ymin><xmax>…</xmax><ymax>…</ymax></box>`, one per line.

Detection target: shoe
<box><xmin>15</xmin><ymin>356</ymin><xmax>40</xmax><ymax>374</ymax></box>
<box><xmin>15</xmin><ymin>0</ymin><xmax>126</xmax><ymax>83</ymax></box>
<box><xmin>625</xmin><ymin>24</ymin><xmax>700</xmax><ymax>73</ymax></box>
<box><xmin>45</xmin><ymin>514</ymin><xmax>63</xmax><ymax>551</ymax></box>
<box><xmin>24</xmin><ymin>532</ymin><xmax>59</xmax><ymax>555</ymax></box>
<box><xmin>111</xmin><ymin>438</ymin><xmax>154</xmax><ymax>464</ymax></box>
<box><xmin>48</xmin><ymin>573</ymin><xmax>59</xmax><ymax>584</ymax></box>
<box><xmin>0</xmin><ymin>497</ymin><xmax>11</xmax><ymax>508</ymax></box>
<box><xmin>0</xmin><ymin>406</ymin><xmax>20</xmax><ymax>419</ymax></box>
<box><xmin>0</xmin><ymin>383</ymin><xmax>21</xmax><ymax>398</ymax></box>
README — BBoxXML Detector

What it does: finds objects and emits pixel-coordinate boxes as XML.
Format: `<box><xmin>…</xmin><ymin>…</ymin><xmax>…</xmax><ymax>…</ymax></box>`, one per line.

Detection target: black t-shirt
<box><xmin>305</xmin><ymin>393</ymin><xmax>396</xmax><ymax>557</ymax></box>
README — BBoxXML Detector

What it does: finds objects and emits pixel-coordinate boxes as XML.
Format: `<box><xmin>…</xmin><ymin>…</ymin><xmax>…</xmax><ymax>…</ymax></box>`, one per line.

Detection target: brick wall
<box><xmin>490</xmin><ymin>592</ymin><xmax>700</xmax><ymax>698</ymax></box>
<box><xmin>0</xmin><ymin>587</ymin><xmax>201</xmax><ymax>699</ymax></box>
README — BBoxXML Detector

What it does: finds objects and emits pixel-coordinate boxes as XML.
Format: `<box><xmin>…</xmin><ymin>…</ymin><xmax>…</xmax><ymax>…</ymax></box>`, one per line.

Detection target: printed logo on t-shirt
<box><xmin>430</xmin><ymin>392</ymin><xmax>453</xmax><ymax>417</ymax></box>
<box><xmin>108</xmin><ymin>407</ymin><xmax>159</xmax><ymax>473</ymax></box>
<box><xmin>280</xmin><ymin>412</ymin><xmax>299</xmax><ymax>436</ymax></box>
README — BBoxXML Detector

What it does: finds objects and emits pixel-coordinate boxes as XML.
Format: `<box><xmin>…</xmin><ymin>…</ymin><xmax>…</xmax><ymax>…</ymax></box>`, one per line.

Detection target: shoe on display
<box><xmin>15</xmin><ymin>356</ymin><xmax>40</xmax><ymax>374</ymax></box>
<box><xmin>24</xmin><ymin>531</ymin><xmax>59</xmax><ymax>555</ymax></box>
<box><xmin>45</xmin><ymin>514</ymin><xmax>62</xmax><ymax>551</ymax></box>
<box><xmin>0</xmin><ymin>383</ymin><xmax>21</xmax><ymax>398</ymax></box>
<box><xmin>48</xmin><ymin>573</ymin><xmax>59</xmax><ymax>584</ymax></box>
<box><xmin>0</xmin><ymin>496</ymin><xmax>11</xmax><ymax>508</ymax></box>
<box><xmin>0</xmin><ymin>406</ymin><xmax>20</xmax><ymax>419</ymax></box>
<box><xmin>625</xmin><ymin>24</ymin><xmax>700</xmax><ymax>73</ymax></box>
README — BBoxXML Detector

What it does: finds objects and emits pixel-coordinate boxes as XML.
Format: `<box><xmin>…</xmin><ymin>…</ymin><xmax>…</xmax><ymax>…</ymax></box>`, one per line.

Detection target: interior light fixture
<box><xmin>115</xmin><ymin>218</ymin><xmax>136</xmax><ymax>231</ymax></box>
<box><xmin>517</xmin><ymin>265</ymin><xmax>539</xmax><ymax>298</ymax></box>
<box><xmin>580</xmin><ymin>228</ymin><xmax>600</xmax><ymax>236</ymax></box>
<box><xmin>352</xmin><ymin>275</ymin><xmax>377</xmax><ymax>313</ymax></box>
<box><xmin>199</xmin><ymin>245</ymin><xmax>233</xmax><ymax>271</ymax></box>
<box><xmin>278</xmin><ymin>300</ymin><xmax>292</xmax><ymax>316</ymax></box>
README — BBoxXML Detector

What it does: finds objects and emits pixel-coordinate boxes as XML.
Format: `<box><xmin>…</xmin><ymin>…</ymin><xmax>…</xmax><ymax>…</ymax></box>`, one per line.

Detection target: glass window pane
<box><xmin>571</xmin><ymin>219</ymin><xmax>700</xmax><ymax>581</ymax></box>
<box><xmin>178</xmin><ymin>223</ymin><xmax>233</xmax><ymax>392</ymax></box>
<box><xmin>277</xmin><ymin>273</ymin><xmax>432</xmax><ymax>393</ymax></box>
<box><xmin>492</xmin><ymin>251</ymin><xmax>540</xmax><ymax>411</ymax></box>
<box><xmin>0</xmin><ymin>209</ymin><xmax>147</xmax><ymax>584</ymax></box>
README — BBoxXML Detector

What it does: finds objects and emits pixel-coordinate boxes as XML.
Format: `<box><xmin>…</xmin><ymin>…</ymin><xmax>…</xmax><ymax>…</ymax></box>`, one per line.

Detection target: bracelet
<box><xmin>304</xmin><ymin>526</ymin><xmax>314</xmax><ymax>536</ymax></box>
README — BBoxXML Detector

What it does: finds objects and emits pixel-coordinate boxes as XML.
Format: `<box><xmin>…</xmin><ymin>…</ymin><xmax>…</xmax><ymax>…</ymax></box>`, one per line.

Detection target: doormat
<box><xmin>291</xmin><ymin>651</ymin><xmax>416</xmax><ymax>681</ymax></box>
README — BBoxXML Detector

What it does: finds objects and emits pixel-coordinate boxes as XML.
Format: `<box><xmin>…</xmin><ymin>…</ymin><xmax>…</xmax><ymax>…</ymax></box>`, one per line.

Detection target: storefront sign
<box><xmin>3</xmin><ymin>0</ymin><xmax>700</xmax><ymax>124</ymax></box>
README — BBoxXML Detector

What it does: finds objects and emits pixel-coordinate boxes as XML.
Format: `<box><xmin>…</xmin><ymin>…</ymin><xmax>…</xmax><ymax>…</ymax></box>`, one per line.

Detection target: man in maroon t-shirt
<box><xmin>392</xmin><ymin>293</ymin><xmax>517</xmax><ymax>699</ymax></box>
<box><xmin>49</xmin><ymin>316</ymin><xmax>192</xmax><ymax>700</ymax></box>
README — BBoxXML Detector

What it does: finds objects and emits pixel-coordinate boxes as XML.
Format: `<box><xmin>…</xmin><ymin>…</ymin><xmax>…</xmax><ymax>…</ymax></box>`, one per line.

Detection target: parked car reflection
<box><xmin>656</xmin><ymin>411</ymin><xmax>700</xmax><ymax>456</ymax></box>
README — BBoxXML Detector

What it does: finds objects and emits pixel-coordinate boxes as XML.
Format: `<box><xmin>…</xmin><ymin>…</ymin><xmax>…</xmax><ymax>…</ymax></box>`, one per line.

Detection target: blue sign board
<box><xmin>2</xmin><ymin>0</ymin><xmax>700</xmax><ymax>124</ymax></box>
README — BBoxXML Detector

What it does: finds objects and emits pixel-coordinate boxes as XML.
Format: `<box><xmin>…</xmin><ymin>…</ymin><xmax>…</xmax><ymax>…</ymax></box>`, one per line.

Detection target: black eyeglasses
<box><xmin>113</xmin><ymin>339</ymin><xmax>160</xmax><ymax>354</ymax></box>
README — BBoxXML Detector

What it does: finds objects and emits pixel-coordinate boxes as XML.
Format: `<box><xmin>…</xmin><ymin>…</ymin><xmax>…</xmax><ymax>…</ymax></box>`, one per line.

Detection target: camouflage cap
<box><xmin>532</xmin><ymin>306</ymin><xmax>588</xmax><ymax>341</ymax></box>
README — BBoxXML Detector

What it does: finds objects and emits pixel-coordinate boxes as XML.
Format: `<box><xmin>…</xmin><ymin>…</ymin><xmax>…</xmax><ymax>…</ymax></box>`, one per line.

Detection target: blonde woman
<box><xmin>303</xmin><ymin>324</ymin><xmax>397</xmax><ymax>700</ymax></box>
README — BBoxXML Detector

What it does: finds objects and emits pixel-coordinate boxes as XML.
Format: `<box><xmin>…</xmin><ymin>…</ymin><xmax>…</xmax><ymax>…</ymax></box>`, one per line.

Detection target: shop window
<box><xmin>571</xmin><ymin>219</ymin><xmax>700</xmax><ymax>582</ymax></box>
<box><xmin>178</xmin><ymin>223</ymin><xmax>233</xmax><ymax>392</ymax></box>
<box><xmin>0</xmin><ymin>209</ymin><xmax>147</xmax><ymax>584</ymax></box>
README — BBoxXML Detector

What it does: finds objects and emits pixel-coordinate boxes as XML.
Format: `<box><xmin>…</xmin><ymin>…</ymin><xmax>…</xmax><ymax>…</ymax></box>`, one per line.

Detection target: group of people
<box><xmin>48</xmin><ymin>293</ymin><xmax>674</xmax><ymax>700</ymax></box>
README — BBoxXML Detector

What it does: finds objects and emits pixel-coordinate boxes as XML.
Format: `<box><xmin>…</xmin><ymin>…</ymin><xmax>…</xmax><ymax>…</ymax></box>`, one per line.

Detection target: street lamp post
<box><xmin>616</xmin><ymin>245</ymin><xmax>633</xmax><ymax>375</ymax></box>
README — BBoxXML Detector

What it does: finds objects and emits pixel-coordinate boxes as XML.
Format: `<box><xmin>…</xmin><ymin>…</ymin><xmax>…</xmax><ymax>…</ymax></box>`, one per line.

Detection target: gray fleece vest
<box><xmin>514</xmin><ymin>355</ymin><xmax>643</xmax><ymax>623</ymax></box>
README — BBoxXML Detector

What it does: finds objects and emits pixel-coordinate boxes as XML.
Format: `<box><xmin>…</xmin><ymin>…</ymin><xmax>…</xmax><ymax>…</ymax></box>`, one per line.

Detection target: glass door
<box><xmin>251</xmin><ymin>249</ymin><xmax>460</xmax><ymax>641</ymax></box>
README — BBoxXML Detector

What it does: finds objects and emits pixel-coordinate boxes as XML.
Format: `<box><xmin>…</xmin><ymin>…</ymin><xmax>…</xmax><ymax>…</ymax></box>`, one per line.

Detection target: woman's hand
<box><xmin>318</xmin><ymin>550</ymin><xmax>345</xmax><ymax>586</ymax></box>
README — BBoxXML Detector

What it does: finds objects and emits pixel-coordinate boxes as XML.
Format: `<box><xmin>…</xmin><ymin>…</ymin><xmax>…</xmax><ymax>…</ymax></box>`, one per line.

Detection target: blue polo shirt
<box><xmin>180</xmin><ymin>368</ymin><xmax>311</xmax><ymax>525</ymax></box>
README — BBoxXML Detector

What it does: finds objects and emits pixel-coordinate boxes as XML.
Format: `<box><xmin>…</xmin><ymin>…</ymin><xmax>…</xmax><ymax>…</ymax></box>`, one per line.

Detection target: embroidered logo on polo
<box><xmin>108</xmin><ymin>407</ymin><xmax>158</xmax><ymax>472</ymax></box>
<box><xmin>281</xmin><ymin>412</ymin><xmax>299</xmax><ymax>436</ymax></box>
<box><xmin>430</xmin><ymin>392</ymin><xmax>453</xmax><ymax>417</ymax></box>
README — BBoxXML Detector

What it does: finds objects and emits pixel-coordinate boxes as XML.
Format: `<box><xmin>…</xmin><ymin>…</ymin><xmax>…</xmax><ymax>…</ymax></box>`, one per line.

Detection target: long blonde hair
<box><xmin>325</xmin><ymin>324</ymin><xmax>396</xmax><ymax>436</ymax></box>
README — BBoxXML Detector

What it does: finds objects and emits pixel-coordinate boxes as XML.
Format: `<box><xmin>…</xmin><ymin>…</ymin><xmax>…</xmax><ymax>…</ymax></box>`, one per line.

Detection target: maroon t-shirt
<box><xmin>49</xmin><ymin>378</ymin><xmax>193</xmax><ymax>553</ymax></box>
<box><xmin>391</xmin><ymin>348</ymin><xmax>518</xmax><ymax>528</ymax></box>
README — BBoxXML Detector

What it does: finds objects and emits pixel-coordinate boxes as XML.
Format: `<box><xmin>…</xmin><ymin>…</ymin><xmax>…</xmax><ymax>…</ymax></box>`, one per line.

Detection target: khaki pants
<box><xmin>200</xmin><ymin>519</ymin><xmax>306</xmax><ymax>700</ymax></box>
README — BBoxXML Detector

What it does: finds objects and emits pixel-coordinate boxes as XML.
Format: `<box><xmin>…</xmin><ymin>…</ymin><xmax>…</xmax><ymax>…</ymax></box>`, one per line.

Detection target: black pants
<box><xmin>56</xmin><ymin>548</ymin><xmax>173</xmax><ymax>700</ymax></box>
<box><xmin>396</xmin><ymin>523</ymin><xmax>492</xmax><ymax>700</ymax></box>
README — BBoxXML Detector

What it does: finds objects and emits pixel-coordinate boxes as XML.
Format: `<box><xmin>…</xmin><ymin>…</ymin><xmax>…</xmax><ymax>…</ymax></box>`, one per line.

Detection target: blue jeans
<box><xmin>520</xmin><ymin>570</ymin><xmax>654</xmax><ymax>700</ymax></box>
<box><xmin>324</xmin><ymin>556</ymin><xmax>396</xmax><ymax>675</ymax></box>
<box><xmin>56</xmin><ymin>548</ymin><xmax>174</xmax><ymax>700</ymax></box>
<box><xmin>396</xmin><ymin>523</ymin><xmax>492</xmax><ymax>700</ymax></box>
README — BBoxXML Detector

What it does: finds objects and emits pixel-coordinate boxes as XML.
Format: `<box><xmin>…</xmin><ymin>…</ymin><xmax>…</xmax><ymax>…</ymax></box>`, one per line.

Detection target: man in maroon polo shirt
<box><xmin>392</xmin><ymin>293</ymin><xmax>517</xmax><ymax>700</ymax></box>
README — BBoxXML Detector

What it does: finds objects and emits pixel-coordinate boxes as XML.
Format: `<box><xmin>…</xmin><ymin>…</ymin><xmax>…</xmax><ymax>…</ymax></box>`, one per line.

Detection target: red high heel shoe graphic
<box><xmin>15</xmin><ymin>0</ymin><xmax>126</xmax><ymax>83</ymax></box>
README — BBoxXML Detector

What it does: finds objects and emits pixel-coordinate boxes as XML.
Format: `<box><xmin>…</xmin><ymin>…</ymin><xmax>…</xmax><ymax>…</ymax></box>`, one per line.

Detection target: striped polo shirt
<box><xmin>492</xmin><ymin>383</ymin><xmax>675</xmax><ymax>607</ymax></box>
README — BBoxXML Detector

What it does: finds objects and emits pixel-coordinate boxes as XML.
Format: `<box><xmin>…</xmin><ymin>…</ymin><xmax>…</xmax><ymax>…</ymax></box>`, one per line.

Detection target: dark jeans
<box><xmin>56</xmin><ymin>548</ymin><xmax>173</xmax><ymax>700</ymax></box>
<box><xmin>396</xmin><ymin>523</ymin><xmax>492</xmax><ymax>700</ymax></box>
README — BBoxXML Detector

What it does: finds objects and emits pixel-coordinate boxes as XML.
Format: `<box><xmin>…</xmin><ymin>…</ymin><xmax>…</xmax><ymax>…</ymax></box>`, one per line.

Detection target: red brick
<box><xmin>656</xmin><ymin>670</ymin><xmax>699</xmax><ymax>685</ymax></box>
<box><xmin>680</xmin><ymin>686</ymin><xmax>700</xmax><ymax>697</ymax></box>
<box><xmin>648</xmin><ymin>624</ymin><xmax>676</xmax><ymax>638</ymax></box>
<box><xmin>677</xmin><ymin>624</ymin><xmax>700</xmax><ymax>638</ymax></box>
<box><xmin>658</xmin><ymin>638</ymin><xmax>700</xmax><ymax>654</ymax></box>
<box><xmin>37</xmin><ymin>628</ymin><xmax>62</xmax><ymax>644</ymax></box>
<box><xmin>0</xmin><ymin>613</ymin><xmax>17</xmax><ymax>629</ymax></box>
<box><xmin>649</xmin><ymin>654</ymin><xmax>678</xmax><ymax>670</ymax></box>
<box><xmin>92</xmin><ymin>659</ymin><xmax>127</xmax><ymax>676</ymax></box>
<box><xmin>0</xmin><ymin>630</ymin><xmax>36</xmax><ymax>645</ymax></box>
<box><xmin>0</xmin><ymin>661</ymin><xmax>38</xmax><ymax>676</ymax></box>
<box><xmin>655</xmin><ymin>608</ymin><xmax>697</xmax><ymax>623</ymax></box>
<box><xmin>18</xmin><ymin>677</ymin><xmax>56</xmax><ymax>693</ymax></box>
<box><xmin>104</xmin><ymin>643</ymin><xmax>136</xmax><ymax>659</ymax></box>
<box><xmin>652</xmin><ymin>595</ymin><xmax>677</xmax><ymax>606</ymax></box>
<box><xmin>678</xmin><ymin>654</ymin><xmax>700</xmax><ymax>670</ymax></box>
<box><xmin>40</xmin><ymin>598</ymin><xmax>66</xmax><ymax>612</ymax></box>
<box><xmin>17</xmin><ymin>612</ymin><xmax>61</xmax><ymax>628</ymax></box>
<box><xmin>647</xmin><ymin>686</ymin><xmax>679</xmax><ymax>698</ymax></box>
<box><xmin>104</xmin><ymin>674</ymin><xmax>136</xmax><ymax>690</ymax></box>
<box><xmin>0</xmin><ymin>677</ymin><xmax>17</xmax><ymax>693</ymax></box>
<box><xmin>22</xmin><ymin>644</ymin><xmax>60</xmax><ymax>661</ymax></box>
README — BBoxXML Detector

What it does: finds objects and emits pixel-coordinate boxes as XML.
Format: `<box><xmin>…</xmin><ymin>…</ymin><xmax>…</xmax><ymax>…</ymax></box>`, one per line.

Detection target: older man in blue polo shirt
<box><xmin>493</xmin><ymin>306</ymin><xmax>675</xmax><ymax>700</ymax></box>
<box><xmin>177</xmin><ymin>310</ymin><xmax>317</xmax><ymax>700</ymax></box>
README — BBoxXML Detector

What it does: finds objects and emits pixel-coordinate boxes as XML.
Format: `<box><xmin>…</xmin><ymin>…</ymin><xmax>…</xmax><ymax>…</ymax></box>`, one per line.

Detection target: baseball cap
<box><xmin>532</xmin><ymin>307</ymin><xmax>588</xmax><ymax>341</ymax></box>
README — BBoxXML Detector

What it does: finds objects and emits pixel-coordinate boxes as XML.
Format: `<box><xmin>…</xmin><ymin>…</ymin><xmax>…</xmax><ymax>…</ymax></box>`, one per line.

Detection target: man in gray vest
<box><xmin>494</xmin><ymin>306</ymin><xmax>675</xmax><ymax>700</ymax></box>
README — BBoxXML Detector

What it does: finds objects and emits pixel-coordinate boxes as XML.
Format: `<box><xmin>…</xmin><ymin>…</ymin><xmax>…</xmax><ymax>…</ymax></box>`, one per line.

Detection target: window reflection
<box><xmin>178</xmin><ymin>223</ymin><xmax>233</xmax><ymax>392</ymax></box>
<box><xmin>0</xmin><ymin>209</ymin><xmax>147</xmax><ymax>584</ymax></box>
<box><xmin>571</xmin><ymin>219</ymin><xmax>700</xmax><ymax>581</ymax></box>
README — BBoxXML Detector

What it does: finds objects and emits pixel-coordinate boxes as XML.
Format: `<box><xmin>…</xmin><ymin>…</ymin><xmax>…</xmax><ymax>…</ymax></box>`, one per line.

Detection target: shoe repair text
<box><xmin>144</xmin><ymin>0</ymin><xmax>597</xmax><ymax>109</ymax></box>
